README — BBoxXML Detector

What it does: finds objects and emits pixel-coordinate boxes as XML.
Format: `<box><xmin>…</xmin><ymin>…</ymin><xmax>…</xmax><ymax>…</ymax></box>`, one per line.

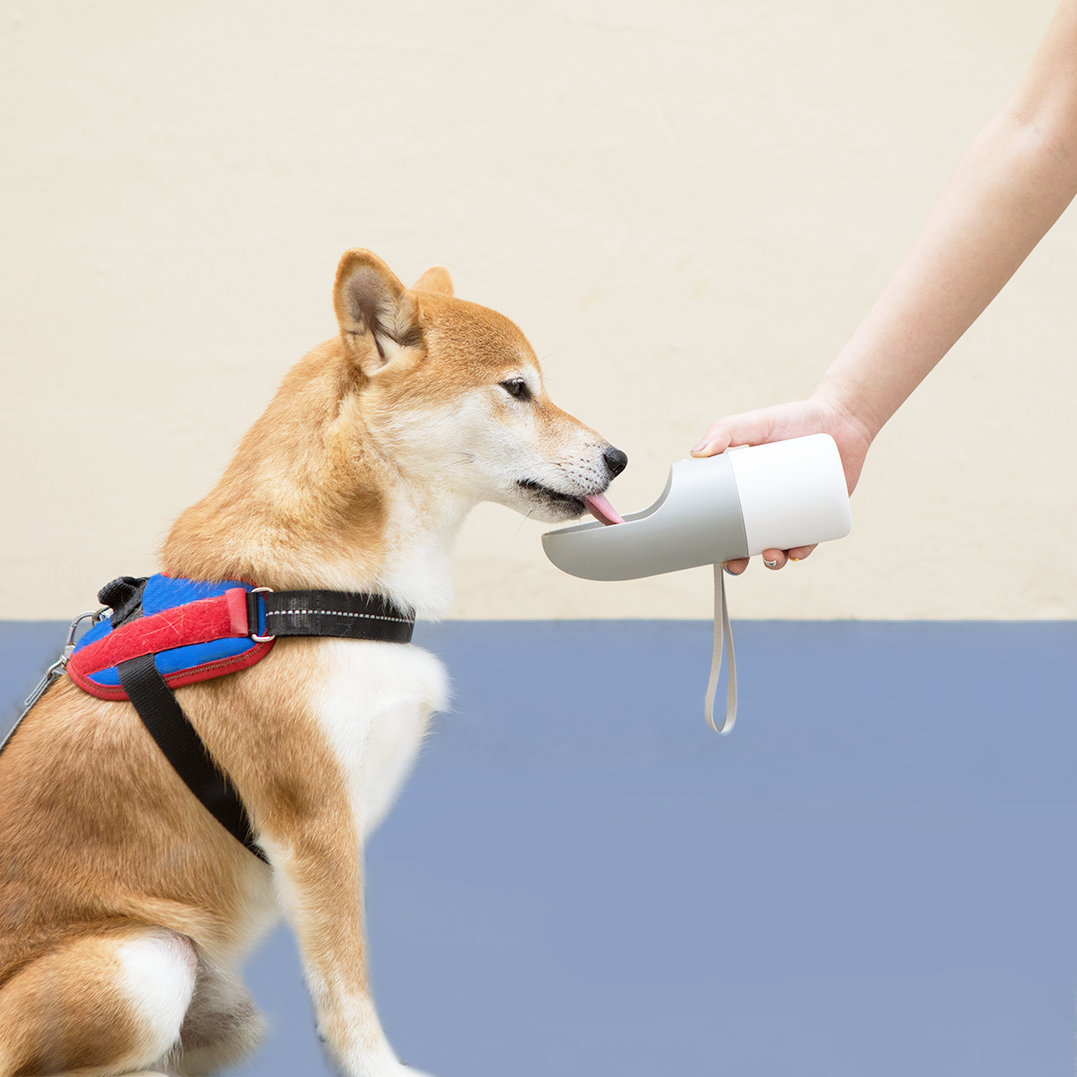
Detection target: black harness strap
<box><xmin>246</xmin><ymin>590</ymin><xmax>414</xmax><ymax>643</ymax></box>
<box><xmin>118</xmin><ymin>652</ymin><xmax>269</xmax><ymax>863</ymax></box>
<box><xmin>116</xmin><ymin>589</ymin><xmax>415</xmax><ymax>864</ymax></box>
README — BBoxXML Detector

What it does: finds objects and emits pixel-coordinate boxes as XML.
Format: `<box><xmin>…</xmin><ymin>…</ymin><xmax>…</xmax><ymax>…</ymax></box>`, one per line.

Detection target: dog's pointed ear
<box><xmin>412</xmin><ymin>265</ymin><xmax>453</xmax><ymax>296</ymax></box>
<box><xmin>334</xmin><ymin>249</ymin><xmax>424</xmax><ymax>376</ymax></box>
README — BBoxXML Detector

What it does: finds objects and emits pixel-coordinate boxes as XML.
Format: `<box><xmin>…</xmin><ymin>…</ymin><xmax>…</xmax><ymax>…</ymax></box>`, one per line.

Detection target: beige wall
<box><xmin>2</xmin><ymin>0</ymin><xmax>1073</xmax><ymax>620</ymax></box>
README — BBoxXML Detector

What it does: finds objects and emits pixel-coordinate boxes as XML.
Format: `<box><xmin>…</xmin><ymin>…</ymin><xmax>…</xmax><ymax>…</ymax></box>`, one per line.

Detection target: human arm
<box><xmin>695</xmin><ymin>0</ymin><xmax>1077</xmax><ymax>572</ymax></box>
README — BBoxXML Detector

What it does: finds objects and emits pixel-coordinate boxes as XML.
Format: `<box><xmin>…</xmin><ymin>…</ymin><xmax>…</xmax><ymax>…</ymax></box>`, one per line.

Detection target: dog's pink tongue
<box><xmin>583</xmin><ymin>492</ymin><xmax>624</xmax><ymax>526</ymax></box>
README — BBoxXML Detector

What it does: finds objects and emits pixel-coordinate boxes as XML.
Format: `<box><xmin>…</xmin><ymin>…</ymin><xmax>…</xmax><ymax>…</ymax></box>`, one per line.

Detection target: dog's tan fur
<box><xmin>0</xmin><ymin>251</ymin><xmax>624</xmax><ymax>1077</ymax></box>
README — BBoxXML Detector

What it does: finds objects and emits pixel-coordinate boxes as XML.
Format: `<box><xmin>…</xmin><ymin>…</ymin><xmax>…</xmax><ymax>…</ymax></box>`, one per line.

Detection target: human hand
<box><xmin>691</xmin><ymin>395</ymin><xmax>870</xmax><ymax>574</ymax></box>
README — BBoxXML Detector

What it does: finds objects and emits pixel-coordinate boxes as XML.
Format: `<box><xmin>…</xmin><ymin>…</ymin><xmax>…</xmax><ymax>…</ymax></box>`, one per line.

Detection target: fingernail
<box><xmin>691</xmin><ymin>441</ymin><xmax>706</xmax><ymax>454</ymax></box>
<box><xmin>763</xmin><ymin>558</ymin><xmax>778</xmax><ymax>568</ymax></box>
<box><xmin>789</xmin><ymin>557</ymin><xmax>800</xmax><ymax>562</ymax></box>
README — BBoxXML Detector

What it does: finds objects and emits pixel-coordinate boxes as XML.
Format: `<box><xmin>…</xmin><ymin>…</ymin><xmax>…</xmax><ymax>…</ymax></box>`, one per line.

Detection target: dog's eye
<box><xmin>499</xmin><ymin>378</ymin><xmax>531</xmax><ymax>401</ymax></box>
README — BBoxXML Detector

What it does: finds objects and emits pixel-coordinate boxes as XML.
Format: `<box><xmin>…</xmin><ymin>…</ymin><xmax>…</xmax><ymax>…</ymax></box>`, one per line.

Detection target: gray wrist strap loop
<box><xmin>705</xmin><ymin>564</ymin><xmax>737</xmax><ymax>734</ymax></box>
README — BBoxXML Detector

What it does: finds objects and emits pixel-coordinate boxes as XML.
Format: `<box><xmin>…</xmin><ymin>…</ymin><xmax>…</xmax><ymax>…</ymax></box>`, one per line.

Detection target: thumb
<box><xmin>691</xmin><ymin>408</ymin><xmax>782</xmax><ymax>457</ymax></box>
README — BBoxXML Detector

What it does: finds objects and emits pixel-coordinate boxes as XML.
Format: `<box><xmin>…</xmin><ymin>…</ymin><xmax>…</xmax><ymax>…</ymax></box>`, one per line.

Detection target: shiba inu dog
<box><xmin>0</xmin><ymin>249</ymin><xmax>626</xmax><ymax>1077</ymax></box>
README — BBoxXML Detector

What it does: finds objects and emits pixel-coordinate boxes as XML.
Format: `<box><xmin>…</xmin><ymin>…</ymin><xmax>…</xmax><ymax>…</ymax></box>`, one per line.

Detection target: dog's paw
<box><xmin>341</xmin><ymin>1057</ymin><xmax>435</xmax><ymax>1077</ymax></box>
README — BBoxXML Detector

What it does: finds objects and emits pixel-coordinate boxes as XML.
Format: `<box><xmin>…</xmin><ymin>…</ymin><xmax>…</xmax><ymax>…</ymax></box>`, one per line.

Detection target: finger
<box><xmin>761</xmin><ymin>549</ymin><xmax>787</xmax><ymax>570</ymax></box>
<box><xmin>786</xmin><ymin>544</ymin><xmax>818</xmax><ymax>562</ymax></box>
<box><xmin>690</xmin><ymin>408</ymin><xmax>782</xmax><ymax>458</ymax></box>
<box><xmin>690</xmin><ymin>423</ymin><xmax>733</xmax><ymax>458</ymax></box>
<box><xmin>723</xmin><ymin>558</ymin><xmax>749</xmax><ymax>575</ymax></box>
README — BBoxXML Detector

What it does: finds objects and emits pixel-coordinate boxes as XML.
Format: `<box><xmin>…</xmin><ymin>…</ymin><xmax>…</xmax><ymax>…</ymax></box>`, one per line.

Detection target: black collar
<box><xmin>246</xmin><ymin>588</ymin><xmax>414</xmax><ymax>644</ymax></box>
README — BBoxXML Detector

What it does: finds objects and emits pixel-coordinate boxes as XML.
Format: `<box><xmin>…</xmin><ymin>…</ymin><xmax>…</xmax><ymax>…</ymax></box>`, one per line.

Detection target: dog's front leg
<box><xmin>202</xmin><ymin>644</ymin><xmax>444</xmax><ymax>1075</ymax></box>
<box><xmin>265</xmin><ymin>812</ymin><xmax>428</xmax><ymax>1077</ymax></box>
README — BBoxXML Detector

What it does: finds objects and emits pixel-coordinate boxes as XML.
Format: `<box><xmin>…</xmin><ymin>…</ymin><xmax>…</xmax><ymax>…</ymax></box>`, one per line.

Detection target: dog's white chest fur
<box><xmin>309</xmin><ymin>639</ymin><xmax>449</xmax><ymax>839</ymax></box>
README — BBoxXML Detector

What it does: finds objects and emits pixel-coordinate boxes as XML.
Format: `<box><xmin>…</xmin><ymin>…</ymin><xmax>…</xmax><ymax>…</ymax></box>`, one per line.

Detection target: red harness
<box><xmin>67</xmin><ymin>578</ymin><xmax>275</xmax><ymax>700</ymax></box>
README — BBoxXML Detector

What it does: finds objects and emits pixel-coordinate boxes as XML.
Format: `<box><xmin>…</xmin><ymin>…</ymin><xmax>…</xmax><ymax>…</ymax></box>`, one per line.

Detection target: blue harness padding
<box><xmin>69</xmin><ymin>575</ymin><xmax>272</xmax><ymax>696</ymax></box>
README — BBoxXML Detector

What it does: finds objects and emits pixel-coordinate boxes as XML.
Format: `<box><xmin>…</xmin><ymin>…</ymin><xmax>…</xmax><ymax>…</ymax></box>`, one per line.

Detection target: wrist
<box><xmin>809</xmin><ymin>375</ymin><xmax>881</xmax><ymax>448</ymax></box>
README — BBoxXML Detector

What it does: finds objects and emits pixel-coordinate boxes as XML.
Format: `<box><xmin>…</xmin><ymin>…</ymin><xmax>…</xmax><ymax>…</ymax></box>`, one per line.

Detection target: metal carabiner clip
<box><xmin>22</xmin><ymin>607</ymin><xmax>109</xmax><ymax>711</ymax></box>
<box><xmin>1</xmin><ymin>607</ymin><xmax>110</xmax><ymax>758</ymax></box>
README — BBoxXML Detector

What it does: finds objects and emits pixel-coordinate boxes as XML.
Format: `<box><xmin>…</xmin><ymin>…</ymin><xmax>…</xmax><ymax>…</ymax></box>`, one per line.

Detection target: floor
<box><xmin>1</xmin><ymin>619</ymin><xmax>1073</xmax><ymax>1076</ymax></box>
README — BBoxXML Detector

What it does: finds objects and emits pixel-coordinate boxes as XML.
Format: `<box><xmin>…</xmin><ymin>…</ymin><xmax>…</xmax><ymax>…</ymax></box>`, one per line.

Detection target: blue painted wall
<box><xmin>2</xmin><ymin>620</ymin><xmax>1073</xmax><ymax>1076</ymax></box>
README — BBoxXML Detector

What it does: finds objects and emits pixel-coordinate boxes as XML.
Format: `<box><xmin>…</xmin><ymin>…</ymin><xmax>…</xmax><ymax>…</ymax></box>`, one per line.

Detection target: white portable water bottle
<box><xmin>541</xmin><ymin>434</ymin><xmax>852</xmax><ymax>732</ymax></box>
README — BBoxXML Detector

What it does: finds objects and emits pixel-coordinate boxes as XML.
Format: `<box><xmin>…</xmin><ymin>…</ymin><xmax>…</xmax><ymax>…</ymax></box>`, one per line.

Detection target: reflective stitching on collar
<box><xmin>264</xmin><ymin>609</ymin><xmax>410</xmax><ymax>623</ymax></box>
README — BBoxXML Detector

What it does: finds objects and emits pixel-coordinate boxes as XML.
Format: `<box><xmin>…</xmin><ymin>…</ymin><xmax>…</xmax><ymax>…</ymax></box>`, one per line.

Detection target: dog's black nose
<box><xmin>604</xmin><ymin>446</ymin><xmax>628</xmax><ymax>478</ymax></box>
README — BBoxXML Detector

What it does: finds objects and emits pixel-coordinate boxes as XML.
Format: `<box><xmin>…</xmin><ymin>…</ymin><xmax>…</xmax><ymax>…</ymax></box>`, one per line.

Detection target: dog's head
<box><xmin>333</xmin><ymin>249</ymin><xmax>626</xmax><ymax>524</ymax></box>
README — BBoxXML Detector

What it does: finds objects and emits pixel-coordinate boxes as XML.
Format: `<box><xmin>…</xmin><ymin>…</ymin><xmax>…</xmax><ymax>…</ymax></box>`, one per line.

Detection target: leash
<box><xmin>0</xmin><ymin>608</ymin><xmax>107</xmax><ymax>758</ymax></box>
<box><xmin>703</xmin><ymin>564</ymin><xmax>737</xmax><ymax>734</ymax></box>
<box><xmin>3</xmin><ymin>578</ymin><xmax>415</xmax><ymax>863</ymax></box>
